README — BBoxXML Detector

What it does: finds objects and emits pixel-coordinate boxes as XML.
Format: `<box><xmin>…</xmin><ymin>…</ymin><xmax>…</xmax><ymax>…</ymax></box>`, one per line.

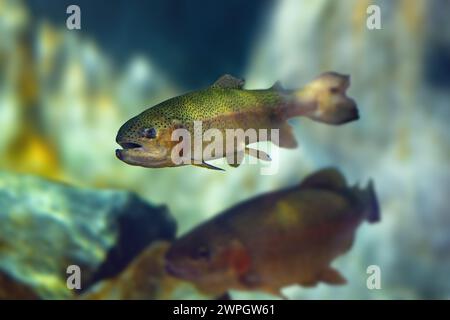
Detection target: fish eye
<box><xmin>329</xmin><ymin>87</ymin><xmax>340</xmax><ymax>94</ymax></box>
<box><xmin>192</xmin><ymin>246</ymin><xmax>211</xmax><ymax>260</ymax></box>
<box><xmin>141</xmin><ymin>127</ymin><xmax>157</xmax><ymax>139</ymax></box>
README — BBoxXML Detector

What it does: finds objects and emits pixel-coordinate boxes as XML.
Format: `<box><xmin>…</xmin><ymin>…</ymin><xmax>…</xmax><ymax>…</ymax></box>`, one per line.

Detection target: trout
<box><xmin>115</xmin><ymin>72</ymin><xmax>359</xmax><ymax>170</ymax></box>
<box><xmin>164</xmin><ymin>168</ymin><xmax>380</xmax><ymax>296</ymax></box>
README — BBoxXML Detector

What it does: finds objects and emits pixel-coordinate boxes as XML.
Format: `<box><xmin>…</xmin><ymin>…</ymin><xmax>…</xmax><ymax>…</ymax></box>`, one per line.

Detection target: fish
<box><xmin>164</xmin><ymin>168</ymin><xmax>380</xmax><ymax>297</ymax></box>
<box><xmin>115</xmin><ymin>72</ymin><xmax>359</xmax><ymax>170</ymax></box>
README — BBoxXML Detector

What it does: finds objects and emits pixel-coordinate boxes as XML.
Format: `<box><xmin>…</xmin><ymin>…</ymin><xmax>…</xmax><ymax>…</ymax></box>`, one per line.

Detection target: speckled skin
<box><xmin>115</xmin><ymin>86</ymin><xmax>290</xmax><ymax>167</ymax></box>
<box><xmin>115</xmin><ymin>72</ymin><xmax>359</xmax><ymax>168</ymax></box>
<box><xmin>117</xmin><ymin>87</ymin><xmax>286</xmax><ymax>142</ymax></box>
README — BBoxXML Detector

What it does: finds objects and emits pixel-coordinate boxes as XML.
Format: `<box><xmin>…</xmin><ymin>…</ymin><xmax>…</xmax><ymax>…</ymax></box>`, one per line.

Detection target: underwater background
<box><xmin>0</xmin><ymin>0</ymin><xmax>449</xmax><ymax>299</ymax></box>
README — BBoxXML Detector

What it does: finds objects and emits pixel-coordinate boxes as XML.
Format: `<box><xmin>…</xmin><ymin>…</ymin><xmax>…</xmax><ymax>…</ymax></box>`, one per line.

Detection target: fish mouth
<box><xmin>165</xmin><ymin>260</ymin><xmax>198</xmax><ymax>280</ymax></box>
<box><xmin>165</xmin><ymin>249</ymin><xmax>199</xmax><ymax>280</ymax></box>
<box><xmin>119</xmin><ymin>142</ymin><xmax>143</xmax><ymax>150</ymax></box>
<box><xmin>115</xmin><ymin>140</ymin><xmax>168</xmax><ymax>167</ymax></box>
<box><xmin>115</xmin><ymin>140</ymin><xmax>145</xmax><ymax>160</ymax></box>
<box><xmin>165</xmin><ymin>262</ymin><xmax>182</xmax><ymax>278</ymax></box>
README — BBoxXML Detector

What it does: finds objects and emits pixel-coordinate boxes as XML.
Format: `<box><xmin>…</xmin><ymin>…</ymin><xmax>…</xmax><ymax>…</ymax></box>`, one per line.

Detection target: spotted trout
<box><xmin>165</xmin><ymin>168</ymin><xmax>380</xmax><ymax>296</ymax></box>
<box><xmin>116</xmin><ymin>72</ymin><xmax>359</xmax><ymax>170</ymax></box>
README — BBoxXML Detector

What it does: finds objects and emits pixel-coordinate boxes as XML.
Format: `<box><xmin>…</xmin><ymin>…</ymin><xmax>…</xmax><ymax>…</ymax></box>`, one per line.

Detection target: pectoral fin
<box><xmin>228</xmin><ymin>162</ymin><xmax>241</xmax><ymax>168</ymax></box>
<box><xmin>192</xmin><ymin>160</ymin><xmax>225</xmax><ymax>171</ymax></box>
<box><xmin>319</xmin><ymin>267</ymin><xmax>347</xmax><ymax>285</ymax></box>
<box><xmin>270</xmin><ymin>81</ymin><xmax>284</xmax><ymax>91</ymax></box>
<box><xmin>226</xmin><ymin>150</ymin><xmax>245</xmax><ymax>168</ymax></box>
<box><xmin>272</xmin><ymin>124</ymin><xmax>298</xmax><ymax>149</ymax></box>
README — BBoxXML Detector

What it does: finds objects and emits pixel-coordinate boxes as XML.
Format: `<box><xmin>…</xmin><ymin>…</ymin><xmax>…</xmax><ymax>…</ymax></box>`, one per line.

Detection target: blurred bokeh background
<box><xmin>0</xmin><ymin>0</ymin><xmax>449</xmax><ymax>299</ymax></box>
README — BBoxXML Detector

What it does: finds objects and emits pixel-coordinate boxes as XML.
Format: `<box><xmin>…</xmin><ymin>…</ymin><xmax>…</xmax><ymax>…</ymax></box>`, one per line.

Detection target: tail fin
<box><xmin>288</xmin><ymin>72</ymin><xmax>359</xmax><ymax>125</ymax></box>
<box><xmin>358</xmin><ymin>180</ymin><xmax>380</xmax><ymax>223</ymax></box>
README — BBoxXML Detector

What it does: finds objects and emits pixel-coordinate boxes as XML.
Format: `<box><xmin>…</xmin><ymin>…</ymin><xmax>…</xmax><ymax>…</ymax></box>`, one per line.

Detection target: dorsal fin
<box><xmin>211</xmin><ymin>74</ymin><xmax>245</xmax><ymax>89</ymax></box>
<box><xmin>270</xmin><ymin>81</ymin><xmax>284</xmax><ymax>91</ymax></box>
<box><xmin>299</xmin><ymin>168</ymin><xmax>347</xmax><ymax>190</ymax></box>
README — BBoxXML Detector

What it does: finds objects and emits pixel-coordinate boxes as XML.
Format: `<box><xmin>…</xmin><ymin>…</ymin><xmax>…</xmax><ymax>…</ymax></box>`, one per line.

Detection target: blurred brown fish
<box><xmin>165</xmin><ymin>168</ymin><xmax>380</xmax><ymax>296</ymax></box>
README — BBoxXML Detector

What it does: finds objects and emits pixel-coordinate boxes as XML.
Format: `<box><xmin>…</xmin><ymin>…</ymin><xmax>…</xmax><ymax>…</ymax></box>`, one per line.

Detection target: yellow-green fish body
<box><xmin>116</xmin><ymin>73</ymin><xmax>359</xmax><ymax>169</ymax></box>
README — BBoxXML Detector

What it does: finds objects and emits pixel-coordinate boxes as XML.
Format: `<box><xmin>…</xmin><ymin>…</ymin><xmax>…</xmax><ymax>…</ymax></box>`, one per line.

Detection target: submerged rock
<box><xmin>0</xmin><ymin>171</ymin><xmax>176</xmax><ymax>299</ymax></box>
<box><xmin>0</xmin><ymin>272</ymin><xmax>39</xmax><ymax>300</ymax></box>
<box><xmin>83</xmin><ymin>241</ymin><xmax>208</xmax><ymax>300</ymax></box>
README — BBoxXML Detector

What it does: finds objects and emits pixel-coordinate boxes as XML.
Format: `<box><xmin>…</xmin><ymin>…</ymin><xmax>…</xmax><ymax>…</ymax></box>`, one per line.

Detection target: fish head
<box><xmin>115</xmin><ymin>111</ymin><xmax>178</xmax><ymax>168</ymax></box>
<box><xmin>302</xmin><ymin>72</ymin><xmax>359</xmax><ymax>125</ymax></box>
<box><xmin>165</xmin><ymin>225</ymin><xmax>250</xmax><ymax>292</ymax></box>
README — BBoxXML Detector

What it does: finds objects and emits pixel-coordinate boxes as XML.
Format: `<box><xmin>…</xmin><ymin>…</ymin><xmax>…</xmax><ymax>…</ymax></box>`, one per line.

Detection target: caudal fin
<box><xmin>359</xmin><ymin>180</ymin><xmax>380</xmax><ymax>223</ymax></box>
<box><xmin>288</xmin><ymin>72</ymin><xmax>359</xmax><ymax>125</ymax></box>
